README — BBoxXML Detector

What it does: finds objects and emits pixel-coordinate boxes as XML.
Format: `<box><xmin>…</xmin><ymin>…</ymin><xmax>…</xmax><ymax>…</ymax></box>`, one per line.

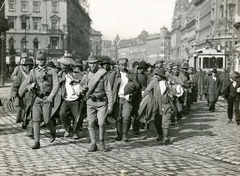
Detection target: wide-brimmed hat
<box><xmin>137</xmin><ymin>61</ymin><xmax>148</xmax><ymax>69</ymax></box>
<box><xmin>88</xmin><ymin>55</ymin><xmax>99</xmax><ymax>63</ymax></box>
<box><xmin>172</xmin><ymin>84</ymin><xmax>184</xmax><ymax>97</ymax></box>
<box><xmin>229</xmin><ymin>72</ymin><xmax>239</xmax><ymax>81</ymax></box>
<box><xmin>23</xmin><ymin>58</ymin><xmax>34</xmax><ymax>65</ymax></box>
<box><xmin>132</xmin><ymin>61</ymin><xmax>139</xmax><ymax>68</ymax></box>
<box><xmin>153</xmin><ymin>67</ymin><xmax>166</xmax><ymax>77</ymax></box>
<box><xmin>101</xmin><ymin>56</ymin><xmax>111</xmax><ymax>65</ymax></box>
<box><xmin>58</xmin><ymin>57</ymin><xmax>71</xmax><ymax>66</ymax></box>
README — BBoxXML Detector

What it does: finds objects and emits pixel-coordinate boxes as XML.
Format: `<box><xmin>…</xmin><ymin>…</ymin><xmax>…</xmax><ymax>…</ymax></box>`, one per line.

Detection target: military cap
<box><xmin>132</xmin><ymin>61</ymin><xmax>139</xmax><ymax>68</ymax></box>
<box><xmin>37</xmin><ymin>52</ymin><xmax>47</xmax><ymax>60</ymax></box>
<box><xmin>88</xmin><ymin>55</ymin><xmax>99</xmax><ymax>63</ymax></box>
<box><xmin>23</xmin><ymin>58</ymin><xmax>34</xmax><ymax>65</ymax></box>
<box><xmin>21</xmin><ymin>52</ymin><xmax>28</xmax><ymax>58</ymax></box>
<box><xmin>58</xmin><ymin>57</ymin><xmax>71</xmax><ymax>65</ymax></box>
<box><xmin>137</xmin><ymin>61</ymin><xmax>148</xmax><ymax>69</ymax></box>
<box><xmin>166</xmin><ymin>65</ymin><xmax>172</xmax><ymax>69</ymax></box>
<box><xmin>153</xmin><ymin>67</ymin><xmax>166</xmax><ymax>77</ymax></box>
<box><xmin>75</xmin><ymin>59</ymin><xmax>83</xmax><ymax>66</ymax></box>
<box><xmin>182</xmin><ymin>63</ymin><xmax>189</xmax><ymax>69</ymax></box>
<box><xmin>118</xmin><ymin>58</ymin><xmax>128</xmax><ymax>65</ymax></box>
<box><xmin>172</xmin><ymin>64</ymin><xmax>180</xmax><ymax>69</ymax></box>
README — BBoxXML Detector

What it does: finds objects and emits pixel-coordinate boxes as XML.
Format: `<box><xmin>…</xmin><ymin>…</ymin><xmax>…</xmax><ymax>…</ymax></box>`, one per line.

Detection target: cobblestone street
<box><xmin>1</xmin><ymin>86</ymin><xmax>240</xmax><ymax>175</ymax></box>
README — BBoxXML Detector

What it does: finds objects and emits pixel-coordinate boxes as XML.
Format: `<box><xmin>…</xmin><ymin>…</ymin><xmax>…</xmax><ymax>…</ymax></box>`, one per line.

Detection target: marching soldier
<box><xmin>11</xmin><ymin>52</ymin><xmax>28</xmax><ymax>81</ymax></box>
<box><xmin>26</xmin><ymin>52</ymin><xmax>59</xmax><ymax>149</ymax></box>
<box><xmin>10</xmin><ymin>58</ymin><xmax>34</xmax><ymax>136</ymax></box>
<box><xmin>109</xmin><ymin>58</ymin><xmax>140</xmax><ymax>142</ymax></box>
<box><xmin>80</xmin><ymin>55</ymin><xmax>113</xmax><ymax>152</ymax></box>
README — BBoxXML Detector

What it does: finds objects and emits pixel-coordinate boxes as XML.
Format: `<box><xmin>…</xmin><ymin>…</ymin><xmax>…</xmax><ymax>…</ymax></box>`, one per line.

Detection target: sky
<box><xmin>88</xmin><ymin>0</ymin><xmax>176</xmax><ymax>41</ymax></box>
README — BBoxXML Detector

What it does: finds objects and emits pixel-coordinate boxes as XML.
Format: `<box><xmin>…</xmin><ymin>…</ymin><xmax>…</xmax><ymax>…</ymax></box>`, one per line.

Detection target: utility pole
<box><xmin>0</xmin><ymin>32</ymin><xmax>5</xmax><ymax>85</ymax></box>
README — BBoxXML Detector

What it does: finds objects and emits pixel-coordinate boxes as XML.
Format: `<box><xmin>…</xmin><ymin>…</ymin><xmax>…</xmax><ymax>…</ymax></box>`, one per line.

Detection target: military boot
<box><xmin>162</xmin><ymin>129</ymin><xmax>171</xmax><ymax>145</ymax></box>
<box><xmin>122</xmin><ymin>119</ymin><xmax>130</xmax><ymax>142</ymax></box>
<box><xmin>115</xmin><ymin>121</ymin><xmax>122</xmax><ymax>141</ymax></box>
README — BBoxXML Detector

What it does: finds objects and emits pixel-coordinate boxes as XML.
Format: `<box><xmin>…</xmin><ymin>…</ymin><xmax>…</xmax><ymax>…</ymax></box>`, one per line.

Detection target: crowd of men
<box><xmin>9</xmin><ymin>51</ymin><xmax>240</xmax><ymax>152</ymax></box>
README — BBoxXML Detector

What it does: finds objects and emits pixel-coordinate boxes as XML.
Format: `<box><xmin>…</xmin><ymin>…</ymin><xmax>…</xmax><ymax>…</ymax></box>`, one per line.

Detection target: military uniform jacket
<box><xmin>80</xmin><ymin>68</ymin><xmax>113</xmax><ymax>109</ymax></box>
<box><xmin>26</xmin><ymin>66</ymin><xmax>59</xmax><ymax>100</ymax></box>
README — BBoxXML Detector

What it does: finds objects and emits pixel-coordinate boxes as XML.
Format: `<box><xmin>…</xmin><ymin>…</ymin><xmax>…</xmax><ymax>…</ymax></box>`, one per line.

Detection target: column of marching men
<box><xmin>9</xmin><ymin>51</ymin><xmax>240</xmax><ymax>151</ymax></box>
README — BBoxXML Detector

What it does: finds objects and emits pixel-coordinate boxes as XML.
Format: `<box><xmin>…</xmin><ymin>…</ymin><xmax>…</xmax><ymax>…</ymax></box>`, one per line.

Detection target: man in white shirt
<box><xmin>58</xmin><ymin>57</ymin><xmax>83</xmax><ymax>139</ymax></box>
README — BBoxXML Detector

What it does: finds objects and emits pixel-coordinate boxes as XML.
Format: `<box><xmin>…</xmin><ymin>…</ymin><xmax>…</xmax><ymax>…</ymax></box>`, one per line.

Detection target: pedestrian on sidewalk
<box><xmin>223</xmin><ymin>72</ymin><xmax>240</xmax><ymax>125</ymax></box>
<box><xmin>26</xmin><ymin>52</ymin><xmax>59</xmax><ymax>149</ymax></box>
<box><xmin>205</xmin><ymin>68</ymin><xmax>221</xmax><ymax>112</ymax></box>
<box><xmin>10</xmin><ymin>58</ymin><xmax>34</xmax><ymax>137</ymax></box>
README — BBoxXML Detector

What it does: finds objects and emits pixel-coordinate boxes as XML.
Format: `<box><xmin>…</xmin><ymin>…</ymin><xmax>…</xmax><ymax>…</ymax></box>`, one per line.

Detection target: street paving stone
<box><xmin>0</xmin><ymin>89</ymin><xmax>240</xmax><ymax>175</ymax></box>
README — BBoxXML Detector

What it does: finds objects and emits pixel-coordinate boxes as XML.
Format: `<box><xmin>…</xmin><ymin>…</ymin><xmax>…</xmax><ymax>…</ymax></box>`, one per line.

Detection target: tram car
<box><xmin>189</xmin><ymin>46</ymin><xmax>226</xmax><ymax>72</ymax></box>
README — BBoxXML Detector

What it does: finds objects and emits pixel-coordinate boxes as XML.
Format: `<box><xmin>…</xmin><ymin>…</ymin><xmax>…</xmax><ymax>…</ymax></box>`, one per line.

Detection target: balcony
<box><xmin>48</xmin><ymin>29</ymin><xmax>63</xmax><ymax>35</ymax></box>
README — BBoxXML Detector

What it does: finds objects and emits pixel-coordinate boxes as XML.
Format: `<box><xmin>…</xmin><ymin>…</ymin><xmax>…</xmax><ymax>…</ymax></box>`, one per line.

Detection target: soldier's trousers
<box><xmin>32</xmin><ymin>97</ymin><xmax>55</xmax><ymax>143</ymax></box>
<box><xmin>115</xmin><ymin>97</ymin><xmax>132</xmax><ymax>139</ymax></box>
<box><xmin>87</xmin><ymin>103</ymin><xmax>108</xmax><ymax>145</ymax></box>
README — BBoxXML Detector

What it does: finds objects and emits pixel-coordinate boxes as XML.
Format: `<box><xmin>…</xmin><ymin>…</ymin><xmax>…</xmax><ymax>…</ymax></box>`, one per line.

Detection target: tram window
<box><xmin>216</xmin><ymin>57</ymin><xmax>223</xmax><ymax>68</ymax></box>
<box><xmin>203</xmin><ymin>57</ymin><xmax>209</xmax><ymax>68</ymax></box>
<box><xmin>202</xmin><ymin>57</ymin><xmax>223</xmax><ymax>68</ymax></box>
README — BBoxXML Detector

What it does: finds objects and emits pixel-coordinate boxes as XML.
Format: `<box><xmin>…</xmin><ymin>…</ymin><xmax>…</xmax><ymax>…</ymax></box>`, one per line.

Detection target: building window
<box><xmin>21</xmin><ymin>18</ymin><xmax>27</xmax><ymax>29</ymax></box>
<box><xmin>21</xmin><ymin>1</ymin><xmax>28</xmax><ymax>12</ymax></box>
<box><xmin>21</xmin><ymin>37</ymin><xmax>27</xmax><ymax>50</ymax></box>
<box><xmin>33</xmin><ymin>18</ymin><xmax>40</xmax><ymax>30</ymax></box>
<box><xmin>33</xmin><ymin>1</ymin><xmax>40</xmax><ymax>12</ymax></box>
<box><xmin>52</xmin><ymin>2</ymin><xmax>59</xmax><ymax>13</ymax></box>
<box><xmin>50</xmin><ymin>37</ymin><xmax>59</xmax><ymax>49</ymax></box>
<box><xmin>9</xmin><ymin>0</ymin><xmax>16</xmax><ymax>11</ymax></box>
<box><xmin>8</xmin><ymin>18</ymin><xmax>15</xmax><ymax>29</ymax></box>
<box><xmin>220</xmin><ymin>5</ymin><xmax>224</xmax><ymax>18</ymax></box>
<box><xmin>33</xmin><ymin>38</ymin><xmax>39</xmax><ymax>49</ymax></box>
<box><xmin>229</xmin><ymin>4</ymin><xmax>235</xmax><ymax>18</ymax></box>
<box><xmin>9</xmin><ymin>37</ymin><xmax>14</xmax><ymax>49</ymax></box>
<box><xmin>51</xmin><ymin>20</ymin><xmax>58</xmax><ymax>30</ymax></box>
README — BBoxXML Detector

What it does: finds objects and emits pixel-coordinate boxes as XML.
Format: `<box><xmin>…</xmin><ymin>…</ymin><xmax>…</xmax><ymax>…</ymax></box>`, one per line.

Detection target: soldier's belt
<box><xmin>89</xmin><ymin>93</ymin><xmax>106</xmax><ymax>102</ymax></box>
<box><xmin>35</xmin><ymin>92</ymin><xmax>50</xmax><ymax>99</ymax></box>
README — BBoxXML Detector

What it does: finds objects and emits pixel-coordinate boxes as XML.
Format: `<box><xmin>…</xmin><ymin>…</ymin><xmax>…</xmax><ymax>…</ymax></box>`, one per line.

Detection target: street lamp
<box><xmin>0</xmin><ymin>33</ymin><xmax>5</xmax><ymax>85</ymax></box>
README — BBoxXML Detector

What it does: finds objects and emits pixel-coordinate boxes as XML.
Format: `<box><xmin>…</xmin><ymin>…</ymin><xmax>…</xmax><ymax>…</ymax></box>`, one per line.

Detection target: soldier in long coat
<box><xmin>205</xmin><ymin>69</ymin><xmax>221</xmax><ymax>112</ymax></box>
<box><xmin>10</xmin><ymin>58</ymin><xmax>34</xmax><ymax>136</ymax></box>
<box><xmin>108</xmin><ymin>58</ymin><xmax>140</xmax><ymax>142</ymax></box>
<box><xmin>195</xmin><ymin>68</ymin><xmax>206</xmax><ymax>101</ymax></box>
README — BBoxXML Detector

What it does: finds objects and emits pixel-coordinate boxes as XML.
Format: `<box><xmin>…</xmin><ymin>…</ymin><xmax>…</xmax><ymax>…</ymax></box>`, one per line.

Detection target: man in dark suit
<box><xmin>205</xmin><ymin>68</ymin><xmax>221</xmax><ymax>112</ymax></box>
<box><xmin>223</xmin><ymin>72</ymin><xmax>240</xmax><ymax>125</ymax></box>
